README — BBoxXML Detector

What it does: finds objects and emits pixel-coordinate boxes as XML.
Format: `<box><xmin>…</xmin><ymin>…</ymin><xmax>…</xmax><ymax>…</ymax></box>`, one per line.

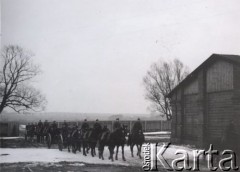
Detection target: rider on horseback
<box><xmin>129</xmin><ymin>118</ymin><xmax>145</xmax><ymax>159</ymax></box>
<box><xmin>93</xmin><ymin>119</ymin><xmax>102</xmax><ymax>132</ymax></box>
<box><xmin>81</xmin><ymin>119</ymin><xmax>89</xmax><ymax>133</ymax></box>
<box><xmin>50</xmin><ymin>121</ymin><xmax>59</xmax><ymax>137</ymax></box>
<box><xmin>63</xmin><ymin>120</ymin><xmax>68</xmax><ymax>128</ymax></box>
<box><xmin>44</xmin><ymin>120</ymin><xmax>49</xmax><ymax>127</ymax></box>
<box><xmin>30</xmin><ymin>123</ymin><xmax>35</xmax><ymax>133</ymax></box>
<box><xmin>38</xmin><ymin>120</ymin><xmax>43</xmax><ymax>128</ymax></box>
<box><xmin>26</xmin><ymin>123</ymin><xmax>31</xmax><ymax>132</ymax></box>
<box><xmin>52</xmin><ymin>121</ymin><xmax>58</xmax><ymax>129</ymax></box>
<box><xmin>36</xmin><ymin>120</ymin><xmax>44</xmax><ymax>143</ymax></box>
<box><xmin>71</xmin><ymin>124</ymin><xmax>79</xmax><ymax>136</ymax></box>
<box><xmin>62</xmin><ymin>120</ymin><xmax>69</xmax><ymax>141</ymax></box>
<box><xmin>131</xmin><ymin>118</ymin><xmax>143</xmax><ymax>134</ymax></box>
<box><xmin>102</xmin><ymin>125</ymin><xmax>110</xmax><ymax>133</ymax></box>
<box><xmin>113</xmin><ymin>118</ymin><xmax>122</xmax><ymax>132</ymax></box>
<box><xmin>43</xmin><ymin>120</ymin><xmax>49</xmax><ymax>133</ymax></box>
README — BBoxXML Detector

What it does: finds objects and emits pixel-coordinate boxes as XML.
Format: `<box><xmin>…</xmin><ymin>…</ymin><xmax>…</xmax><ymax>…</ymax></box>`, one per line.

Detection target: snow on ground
<box><xmin>0</xmin><ymin>137</ymin><xmax>24</xmax><ymax>140</ymax></box>
<box><xmin>0</xmin><ymin>144</ymin><xmax>204</xmax><ymax>167</ymax></box>
<box><xmin>144</xmin><ymin>131</ymin><xmax>171</xmax><ymax>135</ymax></box>
<box><xmin>145</xmin><ymin>136</ymin><xmax>169</xmax><ymax>139</ymax></box>
<box><xmin>0</xmin><ymin>147</ymin><xmax>141</xmax><ymax>166</ymax></box>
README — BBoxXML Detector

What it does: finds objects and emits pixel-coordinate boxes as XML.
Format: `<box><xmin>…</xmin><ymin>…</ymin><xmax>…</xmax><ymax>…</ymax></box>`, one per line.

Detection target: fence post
<box><xmin>130</xmin><ymin>121</ymin><xmax>132</xmax><ymax>133</ymax></box>
<box><xmin>111</xmin><ymin>120</ymin><xmax>113</xmax><ymax>132</ymax></box>
<box><xmin>144</xmin><ymin>121</ymin><xmax>147</xmax><ymax>132</ymax></box>
<box><xmin>161</xmin><ymin>120</ymin><xmax>163</xmax><ymax>131</ymax></box>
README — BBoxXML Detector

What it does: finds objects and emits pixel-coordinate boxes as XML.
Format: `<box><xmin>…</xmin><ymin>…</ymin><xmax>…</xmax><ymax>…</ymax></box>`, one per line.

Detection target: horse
<box><xmin>71</xmin><ymin>128</ymin><xmax>83</xmax><ymax>154</ymax></box>
<box><xmin>42</xmin><ymin>126</ymin><xmax>50</xmax><ymax>143</ymax></box>
<box><xmin>108</xmin><ymin>125</ymin><xmax>128</xmax><ymax>162</ymax></box>
<box><xmin>82</xmin><ymin>129</ymin><xmax>91</xmax><ymax>156</ymax></box>
<box><xmin>128</xmin><ymin>130</ymin><xmax>145</xmax><ymax>159</ymax></box>
<box><xmin>89</xmin><ymin>127</ymin><xmax>103</xmax><ymax>157</ymax></box>
<box><xmin>61</xmin><ymin>126</ymin><xmax>73</xmax><ymax>152</ymax></box>
<box><xmin>98</xmin><ymin>129</ymin><xmax>111</xmax><ymax>160</ymax></box>
<box><xmin>25</xmin><ymin>125</ymin><xmax>35</xmax><ymax>142</ymax></box>
<box><xmin>36</xmin><ymin>125</ymin><xmax>44</xmax><ymax>143</ymax></box>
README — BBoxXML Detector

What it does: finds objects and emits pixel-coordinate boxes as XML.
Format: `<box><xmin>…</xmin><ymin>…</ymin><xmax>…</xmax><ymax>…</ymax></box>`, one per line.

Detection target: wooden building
<box><xmin>167</xmin><ymin>54</ymin><xmax>240</xmax><ymax>147</ymax></box>
<box><xmin>0</xmin><ymin>122</ymin><xmax>19</xmax><ymax>137</ymax></box>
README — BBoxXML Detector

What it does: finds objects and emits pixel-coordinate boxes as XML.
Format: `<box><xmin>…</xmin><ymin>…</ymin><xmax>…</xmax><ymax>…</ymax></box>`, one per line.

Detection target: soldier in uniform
<box><xmin>36</xmin><ymin>120</ymin><xmax>43</xmax><ymax>143</ymax></box>
<box><xmin>63</xmin><ymin>120</ymin><xmax>68</xmax><ymax>128</ymax></box>
<box><xmin>38</xmin><ymin>120</ymin><xmax>43</xmax><ymax>128</ymax></box>
<box><xmin>131</xmin><ymin>118</ymin><xmax>143</xmax><ymax>134</ymax></box>
<box><xmin>43</xmin><ymin>120</ymin><xmax>49</xmax><ymax>133</ymax></box>
<box><xmin>26</xmin><ymin>123</ymin><xmax>30</xmax><ymax>131</ymax></box>
<box><xmin>52</xmin><ymin>121</ymin><xmax>58</xmax><ymax>129</ymax></box>
<box><xmin>93</xmin><ymin>119</ymin><xmax>102</xmax><ymax>131</ymax></box>
<box><xmin>81</xmin><ymin>119</ymin><xmax>89</xmax><ymax>132</ymax></box>
<box><xmin>44</xmin><ymin>120</ymin><xmax>49</xmax><ymax>128</ymax></box>
<box><xmin>102</xmin><ymin>125</ymin><xmax>110</xmax><ymax>133</ymax></box>
<box><xmin>62</xmin><ymin>120</ymin><xmax>69</xmax><ymax>139</ymax></box>
<box><xmin>113</xmin><ymin>118</ymin><xmax>122</xmax><ymax>132</ymax></box>
<box><xmin>51</xmin><ymin>121</ymin><xmax>58</xmax><ymax>137</ymax></box>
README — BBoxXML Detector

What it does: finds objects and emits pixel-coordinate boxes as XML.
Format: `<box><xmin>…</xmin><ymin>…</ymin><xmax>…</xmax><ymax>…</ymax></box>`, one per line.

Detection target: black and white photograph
<box><xmin>0</xmin><ymin>0</ymin><xmax>240</xmax><ymax>171</ymax></box>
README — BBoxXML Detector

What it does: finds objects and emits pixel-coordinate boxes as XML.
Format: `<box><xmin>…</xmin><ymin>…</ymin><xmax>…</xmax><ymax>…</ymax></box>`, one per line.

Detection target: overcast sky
<box><xmin>1</xmin><ymin>0</ymin><xmax>240</xmax><ymax>114</ymax></box>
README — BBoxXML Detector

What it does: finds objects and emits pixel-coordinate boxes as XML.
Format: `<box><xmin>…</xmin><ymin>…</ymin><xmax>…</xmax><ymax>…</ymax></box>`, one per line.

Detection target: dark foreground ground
<box><xmin>0</xmin><ymin>162</ymin><xmax>144</xmax><ymax>172</ymax></box>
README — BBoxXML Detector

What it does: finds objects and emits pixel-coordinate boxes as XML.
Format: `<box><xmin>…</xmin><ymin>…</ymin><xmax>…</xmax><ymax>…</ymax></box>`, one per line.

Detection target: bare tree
<box><xmin>143</xmin><ymin>59</ymin><xmax>189</xmax><ymax>120</ymax></box>
<box><xmin>0</xmin><ymin>45</ymin><xmax>46</xmax><ymax>114</ymax></box>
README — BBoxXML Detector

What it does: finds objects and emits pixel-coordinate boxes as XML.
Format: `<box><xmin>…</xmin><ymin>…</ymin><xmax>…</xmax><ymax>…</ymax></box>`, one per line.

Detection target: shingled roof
<box><xmin>167</xmin><ymin>54</ymin><xmax>240</xmax><ymax>97</ymax></box>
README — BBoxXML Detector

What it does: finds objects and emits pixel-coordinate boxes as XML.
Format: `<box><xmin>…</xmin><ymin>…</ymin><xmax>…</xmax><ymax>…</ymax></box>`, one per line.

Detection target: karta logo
<box><xmin>142</xmin><ymin>143</ymin><xmax>239</xmax><ymax>171</ymax></box>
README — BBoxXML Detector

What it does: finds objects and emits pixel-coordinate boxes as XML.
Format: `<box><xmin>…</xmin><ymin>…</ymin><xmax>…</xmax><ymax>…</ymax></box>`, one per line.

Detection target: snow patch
<box><xmin>0</xmin><ymin>137</ymin><xmax>24</xmax><ymax>140</ymax></box>
<box><xmin>144</xmin><ymin>131</ymin><xmax>171</xmax><ymax>135</ymax></box>
<box><xmin>69</xmin><ymin>163</ymin><xmax>85</xmax><ymax>166</ymax></box>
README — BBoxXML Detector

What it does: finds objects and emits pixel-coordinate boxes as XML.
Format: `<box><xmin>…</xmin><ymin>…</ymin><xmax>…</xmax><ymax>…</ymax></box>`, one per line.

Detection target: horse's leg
<box><xmin>108</xmin><ymin>146</ymin><xmax>111</xmax><ymax>160</ymax></box>
<box><xmin>130</xmin><ymin>144</ymin><xmax>134</xmax><ymax>157</ymax></box>
<box><xmin>73</xmin><ymin>140</ymin><xmax>77</xmax><ymax>154</ymax></box>
<box><xmin>94</xmin><ymin>147</ymin><xmax>96</xmax><ymax>156</ymax></box>
<box><xmin>86</xmin><ymin>143</ymin><xmax>90</xmax><ymax>154</ymax></box>
<box><xmin>102</xmin><ymin>146</ymin><xmax>105</xmax><ymax>160</ymax></box>
<box><xmin>93</xmin><ymin>143</ymin><xmax>96</xmax><ymax>156</ymax></box>
<box><xmin>136</xmin><ymin>144</ymin><xmax>139</xmax><ymax>156</ymax></box>
<box><xmin>115</xmin><ymin>146</ymin><xmax>119</xmax><ymax>160</ymax></box>
<box><xmin>77</xmin><ymin>140</ymin><xmax>80</xmax><ymax>152</ymax></box>
<box><xmin>122</xmin><ymin>145</ymin><xmax>126</xmax><ymax>161</ymax></box>
<box><xmin>41</xmin><ymin>134</ymin><xmax>44</xmax><ymax>143</ymax></box>
<box><xmin>83</xmin><ymin>142</ymin><xmax>87</xmax><ymax>156</ymax></box>
<box><xmin>68</xmin><ymin>142</ymin><xmax>70</xmax><ymax>152</ymax></box>
<box><xmin>98</xmin><ymin>146</ymin><xmax>102</xmax><ymax>159</ymax></box>
<box><xmin>72</xmin><ymin>141</ymin><xmax>75</xmax><ymax>153</ymax></box>
<box><xmin>91</xmin><ymin>143</ymin><xmax>94</xmax><ymax>157</ymax></box>
<box><xmin>109</xmin><ymin>146</ymin><xmax>114</xmax><ymax>162</ymax></box>
<box><xmin>37</xmin><ymin>134</ymin><xmax>39</xmax><ymax>143</ymax></box>
<box><xmin>79</xmin><ymin>140</ymin><xmax>82</xmax><ymax>152</ymax></box>
<box><xmin>41</xmin><ymin>135</ymin><xmax>44</xmax><ymax>143</ymax></box>
<box><xmin>139</xmin><ymin>144</ymin><xmax>142</xmax><ymax>159</ymax></box>
<box><xmin>136</xmin><ymin>144</ymin><xmax>139</xmax><ymax>157</ymax></box>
